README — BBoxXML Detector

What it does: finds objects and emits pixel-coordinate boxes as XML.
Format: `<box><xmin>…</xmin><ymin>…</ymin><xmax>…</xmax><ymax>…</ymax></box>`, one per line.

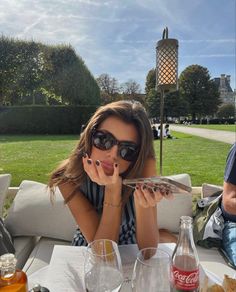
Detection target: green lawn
<box><xmin>0</xmin><ymin>133</ymin><xmax>231</xmax><ymax>187</ymax></box>
<box><xmin>187</xmin><ymin>124</ymin><xmax>236</xmax><ymax>132</ymax></box>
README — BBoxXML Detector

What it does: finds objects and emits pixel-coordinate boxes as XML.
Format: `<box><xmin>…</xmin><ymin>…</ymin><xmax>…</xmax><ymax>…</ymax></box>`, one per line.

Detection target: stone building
<box><xmin>212</xmin><ymin>74</ymin><xmax>235</xmax><ymax>104</ymax></box>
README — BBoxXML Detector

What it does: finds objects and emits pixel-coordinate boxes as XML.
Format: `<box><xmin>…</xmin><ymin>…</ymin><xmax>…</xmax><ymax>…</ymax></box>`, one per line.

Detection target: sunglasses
<box><xmin>92</xmin><ymin>130</ymin><xmax>139</xmax><ymax>162</ymax></box>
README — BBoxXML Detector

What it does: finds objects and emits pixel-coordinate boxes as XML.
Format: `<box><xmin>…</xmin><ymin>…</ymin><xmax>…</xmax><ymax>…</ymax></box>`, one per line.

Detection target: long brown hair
<box><xmin>48</xmin><ymin>100</ymin><xmax>155</xmax><ymax>201</ymax></box>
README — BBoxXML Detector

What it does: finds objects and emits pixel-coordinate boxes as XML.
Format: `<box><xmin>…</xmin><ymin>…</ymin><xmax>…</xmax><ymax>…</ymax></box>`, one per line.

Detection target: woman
<box><xmin>49</xmin><ymin>100</ymin><xmax>173</xmax><ymax>250</ymax></box>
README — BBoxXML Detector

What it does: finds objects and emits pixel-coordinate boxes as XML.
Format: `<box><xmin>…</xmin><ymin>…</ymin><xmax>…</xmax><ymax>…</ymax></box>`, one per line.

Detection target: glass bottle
<box><xmin>0</xmin><ymin>253</ymin><xmax>28</xmax><ymax>291</ymax></box>
<box><xmin>171</xmin><ymin>216</ymin><xmax>199</xmax><ymax>292</ymax></box>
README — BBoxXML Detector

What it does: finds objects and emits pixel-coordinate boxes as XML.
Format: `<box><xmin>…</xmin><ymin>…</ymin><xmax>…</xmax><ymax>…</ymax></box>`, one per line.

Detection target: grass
<box><xmin>154</xmin><ymin>131</ymin><xmax>230</xmax><ymax>186</ymax></box>
<box><xmin>0</xmin><ymin>135</ymin><xmax>78</xmax><ymax>186</ymax></box>
<box><xmin>185</xmin><ymin>124</ymin><xmax>236</xmax><ymax>132</ymax></box>
<box><xmin>0</xmin><ymin>132</ymin><xmax>232</xmax><ymax>187</ymax></box>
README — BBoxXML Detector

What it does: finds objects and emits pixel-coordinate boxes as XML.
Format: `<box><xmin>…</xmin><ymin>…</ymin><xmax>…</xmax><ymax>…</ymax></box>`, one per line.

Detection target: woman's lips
<box><xmin>101</xmin><ymin>161</ymin><xmax>114</xmax><ymax>174</ymax></box>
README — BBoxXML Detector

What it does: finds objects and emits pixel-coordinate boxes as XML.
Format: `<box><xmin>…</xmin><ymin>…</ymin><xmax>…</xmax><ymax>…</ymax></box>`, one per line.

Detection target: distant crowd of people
<box><xmin>152</xmin><ymin>124</ymin><xmax>174</xmax><ymax>140</ymax></box>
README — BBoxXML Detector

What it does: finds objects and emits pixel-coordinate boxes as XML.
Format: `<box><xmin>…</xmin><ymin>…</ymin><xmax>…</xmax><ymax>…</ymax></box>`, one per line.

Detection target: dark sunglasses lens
<box><xmin>93</xmin><ymin>132</ymin><xmax>114</xmax><ymax>150</ymax></box>
<box><xmin>119</xmin><ymin>146</ymin><xmax>137</xmax><ymax>161</ymax></box>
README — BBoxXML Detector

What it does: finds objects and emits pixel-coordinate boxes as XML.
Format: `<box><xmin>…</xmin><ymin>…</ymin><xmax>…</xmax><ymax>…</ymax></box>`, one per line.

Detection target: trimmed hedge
<box><xmin>0</xmin><ymin>106</ymin><xmax>98</xmax><ymax>134</ymax></box>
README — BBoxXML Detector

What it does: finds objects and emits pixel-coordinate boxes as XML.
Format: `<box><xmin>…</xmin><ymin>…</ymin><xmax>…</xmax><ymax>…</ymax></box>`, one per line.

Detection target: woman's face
<box><xmin>90</xmin><ymin>116</ymin><xmax>139</xmax><ymax>176</ymax></box>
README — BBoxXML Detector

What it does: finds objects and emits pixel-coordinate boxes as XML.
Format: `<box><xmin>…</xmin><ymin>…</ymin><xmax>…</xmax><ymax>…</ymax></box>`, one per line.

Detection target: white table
<box><xmin>28</xmin><ymin>243</ymin><xmax>229</xmax><ymax>292</ymax></box>
<box><xmin>28</xmin><ymin>243</ymin><xmax>176</xmax><ymax>291</ymax></box>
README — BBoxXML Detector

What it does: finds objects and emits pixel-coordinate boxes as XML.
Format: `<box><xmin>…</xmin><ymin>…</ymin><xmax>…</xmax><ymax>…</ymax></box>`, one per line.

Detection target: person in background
<box><xmin>80</xmin><ymin>124</ymin><xmax>86</xmax><ymax>134</ymax></box>
<box><xmin>164</xmin><ymin>124</ymin><xmax>173</xmax><ymax>139</ymax></box>
<box><xmin>220</xmin><ymin>142</ymin><xmax>236</xmax><ymax>267</ymax></box>
<box><xmin>152</xmin><ymin>125</ymin><xmax>158</xmax><ymax>140</ymax></box>
<box><xmin>221</xmin><ymin>142</ymin><xmax>236</xmax><ymax>219</ymax></box>
<box><xmin>49</xmin><ymin>100</ymin><xmax>175</xmax><ymax>250</ymax></box>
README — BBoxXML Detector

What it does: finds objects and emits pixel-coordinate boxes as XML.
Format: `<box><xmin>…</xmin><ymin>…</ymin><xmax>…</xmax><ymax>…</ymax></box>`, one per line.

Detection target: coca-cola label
<box><xmin>171</xmin><ymin>265</ymin><xmax>199</xmax><ymax>291</ymax></box>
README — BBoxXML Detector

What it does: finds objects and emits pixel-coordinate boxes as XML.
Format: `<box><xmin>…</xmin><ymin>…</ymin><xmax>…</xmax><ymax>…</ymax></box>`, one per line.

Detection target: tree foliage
<box><xmin>145</xmin><ymin>68</ymin><xmax>187</xmax><ymax>119</ymax></box>
<box><xmin>96</xmin><ymin>74</ymin><xmax>143</xmax><ymax>104</ymax></box>
<box><xmin>179</xmin><ymin>65</ymin><xmax>220</xmax><ymax>120</ymax></box>
<box><xmin>0</xmin><ymin>36</ymin><xmax>100</xmax><ymax>106</ymax></box>
<box><xmin>217</xmin><ymin>103</ymin><xmax>235</xmax><ymax>118</ymax></box>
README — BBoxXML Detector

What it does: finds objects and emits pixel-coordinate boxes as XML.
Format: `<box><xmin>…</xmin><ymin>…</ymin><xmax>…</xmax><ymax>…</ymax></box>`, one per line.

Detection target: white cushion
<box><xmin>0</xmin><ymin>173</ymin><xmax>12</xmax><ymax>217</ymax></box>
<box><xmin>5</xmin><ymin>180</ymin><xmax>77</xmax><ymax>241</ymax></box>
<box><xmin>201</xmin><ymin>183</ymin><xmax>223</xmax><ymax>198</ymax></box>
<box><xmin>23</xmin><ymin>237</ymin><xmax>70</xmax><ymax>276</ymax></box>
<box><xmin>14</xmin><ymin>236</ymin><xmax>39</xmax><ymax>269</ymax></box>
<box><xmin>157</xmin><ymin>174</ymin><xmax>192</xmax><ymax>233</ymax></box>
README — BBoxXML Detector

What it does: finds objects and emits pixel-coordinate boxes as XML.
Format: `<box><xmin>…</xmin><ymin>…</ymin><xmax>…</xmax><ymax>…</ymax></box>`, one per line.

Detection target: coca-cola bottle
<box><xmin>171</xmin><ymin>216</ymin><xmax>199</xmax><ymax>292</ymax></box>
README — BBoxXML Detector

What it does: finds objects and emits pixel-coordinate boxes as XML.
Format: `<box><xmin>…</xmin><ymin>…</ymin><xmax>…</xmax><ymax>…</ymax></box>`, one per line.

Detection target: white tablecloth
<box><xmin>28</xmin><ymin>243</ymin><xmax>225</xmax><ymax>292</ymax></box>
<box><xmin>28</xmin><ymin>243</ymin><xmax>176</xmax><ymax>291</ymax></box>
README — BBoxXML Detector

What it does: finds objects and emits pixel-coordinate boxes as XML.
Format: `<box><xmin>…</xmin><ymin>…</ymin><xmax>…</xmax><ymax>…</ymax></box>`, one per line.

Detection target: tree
<box><xmin>179</xmin><ymin>65</ymin><xmax>220</xmax><ymax>120</ymax></box>
<box><xmin>145</xmin><ymin>68</ymin><xmax>156</xmax><ymax>94</ymax></box>
<box><xmin>0</xmin><ymin>36</ymin><xmax>100</xmax><ymax>106</ymax></box>
<box><xmin>96</xmin><ymin>74</ymin><xmax>119</xmax><ymax>104</ymax></box>
<box><xmin>120</xmin><ymin>79</ymin><xmax>144</xmax><ymax>103</ymax></box>
<box><xmin>217</xmin><ymin>104</ymin><xmax>235</xmax><ymax>118</ymax></box>
<box><xmin>144</xmin><ymin>68</ymin><xmax>187</xmax><ymax>119</ymax></box>
<box><xmin>120</xmin><ymin>79</ymin><xmax>141</xmax><ymax>95</ymax></box>
<box><xmin>96</xmin><ymin>74</ymin><xmax>119</xmax><ymax>95</ymax></box>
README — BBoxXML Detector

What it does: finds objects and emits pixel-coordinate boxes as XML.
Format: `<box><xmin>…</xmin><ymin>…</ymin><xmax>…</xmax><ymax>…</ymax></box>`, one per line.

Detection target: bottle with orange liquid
<box><xmin>0</xmin><ymin>253</ymin><xmax>28</xmax><ymax>291</ymax></box>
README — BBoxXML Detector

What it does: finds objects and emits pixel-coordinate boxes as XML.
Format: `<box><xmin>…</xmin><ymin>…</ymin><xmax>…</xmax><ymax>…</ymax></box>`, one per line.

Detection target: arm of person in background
<box><xmin>222</xmin><ymin>181</ymin><xmax>236</xmax><ymax>216</ymax></box>
<box><xmin>221</xmin><ymin>143</ymin><xmax>236</xmax><ymax>218</ymax></box>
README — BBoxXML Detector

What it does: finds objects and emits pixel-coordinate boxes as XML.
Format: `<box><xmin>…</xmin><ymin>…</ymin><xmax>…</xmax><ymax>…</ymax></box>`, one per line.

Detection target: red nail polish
<box><xmin>95</xmin><ymin>160</ymin><xmax>100</xmax><ymax>166</ymax></box>
<box><xmin>115</xmin><ymin>163</ymin><xmax>118</xmax><ymax>167</ymax></box>
<box><xmin>87</xmin><ymin>159</ymin><xmax>92</xmax><ymax>165</ymax></box>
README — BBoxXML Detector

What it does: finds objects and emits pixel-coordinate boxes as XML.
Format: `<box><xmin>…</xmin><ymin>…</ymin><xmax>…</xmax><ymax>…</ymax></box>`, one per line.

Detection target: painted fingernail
<box><xmin>82</xmin><ymin>152</ymin><xmax>87</xmax><ymax>158</ymax></box>
<box><xmin>95</xmin><ymin>160</ymin><xmax>100</xmax><ymax>166</ymax></box>
<box><xmin>142</xmin><ymin>185</ymin><xmax>146</xmax><ymax>190</ymax></box>
<box><xmin>115</xmin><ymin>163</ymin><xmax>118</xmax><ymax>168</ymax></box>
<box><xmin>135</xmin><ymin>186</ymin><xmax>139</xmax><ymax>190</ymax></box>
<box><xmin>87</xmin><ymin>159</ymin><xmax>92</xmax><ymax>165</ymax></box>
<box><xmin>153</xmin><ymin>187</ymin><xmax>157</xmax><ymax>192</ymax></box>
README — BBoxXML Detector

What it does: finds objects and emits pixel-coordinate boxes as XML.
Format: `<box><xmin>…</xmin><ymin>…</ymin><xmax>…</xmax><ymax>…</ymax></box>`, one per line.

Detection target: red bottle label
<box><xmin>172</xmin><ymin>265</ymin><xmax>199</xmax><ymax>291</ymax></box>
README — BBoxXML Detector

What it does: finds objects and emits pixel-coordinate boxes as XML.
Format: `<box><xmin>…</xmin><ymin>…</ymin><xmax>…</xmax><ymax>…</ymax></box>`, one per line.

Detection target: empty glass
<box><xmin>131</xmin><ymin>247</ymin><xmax>171</xmax><ymax>292</ymax></box>
<box><xmin>84</xmin><ymin>239</ymin><xmax>123</xmax><ymax>292</ymax></box>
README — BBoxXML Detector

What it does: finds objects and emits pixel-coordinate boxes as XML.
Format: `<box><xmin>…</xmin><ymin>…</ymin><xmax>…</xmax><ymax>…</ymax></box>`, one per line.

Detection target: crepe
<box><xmin>206</xmin><ymin>275</ymin><xmax>236</xmax><ymax>292</ymax></box>
<box><xmin>223</xmin><ymin>275</ymin><xmax>236</xmax><ymax>292</ymax></box>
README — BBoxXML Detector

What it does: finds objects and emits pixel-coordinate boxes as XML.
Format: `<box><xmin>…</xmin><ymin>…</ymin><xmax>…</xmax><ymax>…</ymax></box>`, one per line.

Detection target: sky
<box><xmin>1</xmin><ymin>0</ymin><xmax>235</xmax><ymax>92</ymax></box>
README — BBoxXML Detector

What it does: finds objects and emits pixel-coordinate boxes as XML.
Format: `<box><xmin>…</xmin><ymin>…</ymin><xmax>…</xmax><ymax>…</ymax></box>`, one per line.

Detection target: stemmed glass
<box><xmin>84</xmin><ymin>239</ymin><xmax>123</xmax><ymax>292</ymax></box>
<box><xmin>131</xmin><ymin>247</ymin><xmax>171</xmax><ymax>292</ymax></box>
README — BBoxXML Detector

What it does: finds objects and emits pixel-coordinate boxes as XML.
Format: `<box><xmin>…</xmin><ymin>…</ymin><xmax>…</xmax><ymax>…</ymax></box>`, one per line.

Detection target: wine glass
<box><xmin>84</xmin><ymin>239</ymin><xmax>123</xmax><ymax>292</ymax></box>
<box><xmin>131</xmin><ymin>247</ymin><xmax>171</xmax><ymax>292</ymax></box>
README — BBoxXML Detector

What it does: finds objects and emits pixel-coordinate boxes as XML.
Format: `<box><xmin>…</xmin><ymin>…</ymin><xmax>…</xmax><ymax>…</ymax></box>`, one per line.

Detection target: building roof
<box><xmin>213</xmin><ymin>77</ymin><xmax>233</xmax><ymax>92</ymax></box>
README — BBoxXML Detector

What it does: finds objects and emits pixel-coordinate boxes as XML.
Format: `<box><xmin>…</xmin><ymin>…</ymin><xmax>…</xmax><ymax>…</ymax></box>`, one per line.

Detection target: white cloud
<box><xmin>0</xmin><ymin>0</ymin><xmax>235</xmax><ymax>90</ymax></box>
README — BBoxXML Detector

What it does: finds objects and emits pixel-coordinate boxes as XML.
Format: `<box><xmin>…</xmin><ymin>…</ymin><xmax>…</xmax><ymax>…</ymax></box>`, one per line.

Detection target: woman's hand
<box><xmin>82</xmin><ymin>154</ymin><xmax>122</xmax><ymax>188</ymax></box>
<box><xmin>134</xmin><ymin>184</ymin><xmax>174</xmax><ymax>208</ymax></box>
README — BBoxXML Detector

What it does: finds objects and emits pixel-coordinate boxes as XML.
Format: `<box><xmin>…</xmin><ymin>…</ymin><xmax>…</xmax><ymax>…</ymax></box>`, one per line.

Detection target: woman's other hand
<box><xmin>134</xmin><ymin>184</ymin><xmax>173</xmax><ymax>208</ymax></box>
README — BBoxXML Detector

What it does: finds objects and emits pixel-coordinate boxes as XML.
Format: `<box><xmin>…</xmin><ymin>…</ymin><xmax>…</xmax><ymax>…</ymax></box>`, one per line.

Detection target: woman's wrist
<box><xmin>104</xmin><ymin>181</ymin><xmax>122</xmax><ymax>206</ymax></box>
<box><xmin>103</xmin><ymin>200</ymin><xmax>122</xmax><ymax>208</ymax></box>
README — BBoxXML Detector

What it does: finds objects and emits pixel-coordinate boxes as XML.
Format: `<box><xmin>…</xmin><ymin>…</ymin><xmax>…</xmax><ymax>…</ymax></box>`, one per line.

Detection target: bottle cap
<box><xmin>30</xmin><ymin>284</ymin><xmax>50</xmax><ymax>292</ymax></box>
<box><xmin>0</xmin><ymin>253</ymin><xmax>17</xmax><ymax>269</ymax></box>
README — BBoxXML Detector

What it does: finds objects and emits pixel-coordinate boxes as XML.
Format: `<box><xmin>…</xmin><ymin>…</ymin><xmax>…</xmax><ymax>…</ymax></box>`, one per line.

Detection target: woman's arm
<box><xmin>59</xmin><ymin>182</ymin><xmax>100</xmax><ymax>243</ymax></box>
<box><xmin>134</xmin><ymin>158</ymin><xmax>159</xmax><ymax>250</ymax></box>
<box><xmin>93</xmin><ymin>180</ymin><xmax>123</xmax><ymax>242</ymax></box>
<box><xmin>60</xmin><ymin>158</ymin><xmax>123</xmax><ymax>244</ymax></box>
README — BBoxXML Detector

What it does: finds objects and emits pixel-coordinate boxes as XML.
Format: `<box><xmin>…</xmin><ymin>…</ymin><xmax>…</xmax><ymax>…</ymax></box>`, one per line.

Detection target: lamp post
<box><xmin>156</xmin><ymin>27</ymin><xmax>178</xmax><ymax>175</ymax></box>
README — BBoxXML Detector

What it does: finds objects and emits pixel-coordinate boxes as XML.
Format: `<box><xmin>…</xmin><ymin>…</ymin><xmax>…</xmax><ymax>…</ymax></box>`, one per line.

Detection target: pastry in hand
<box><xmin>223</xmin><ymin>274</ymin><xmax>236</xmax><ymax>292</ymax></box>
<box><xmin>207</xmin><ymin>283</ymin><xmax>224</xmax><ymax>292</ymax></box>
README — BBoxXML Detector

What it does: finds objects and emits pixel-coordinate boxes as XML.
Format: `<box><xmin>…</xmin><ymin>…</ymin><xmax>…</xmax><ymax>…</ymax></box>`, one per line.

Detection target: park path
<box><xmin>170</xmin><ymin>125</ymin><xmax>236</xmax><ymax>144</ymax></box>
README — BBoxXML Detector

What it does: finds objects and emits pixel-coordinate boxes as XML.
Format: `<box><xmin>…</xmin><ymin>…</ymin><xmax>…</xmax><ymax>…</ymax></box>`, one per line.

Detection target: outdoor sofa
<box><xmin>0</xmin><ymin>173</ymin><xmax>235</xmax><ymax>280</ymax></box>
